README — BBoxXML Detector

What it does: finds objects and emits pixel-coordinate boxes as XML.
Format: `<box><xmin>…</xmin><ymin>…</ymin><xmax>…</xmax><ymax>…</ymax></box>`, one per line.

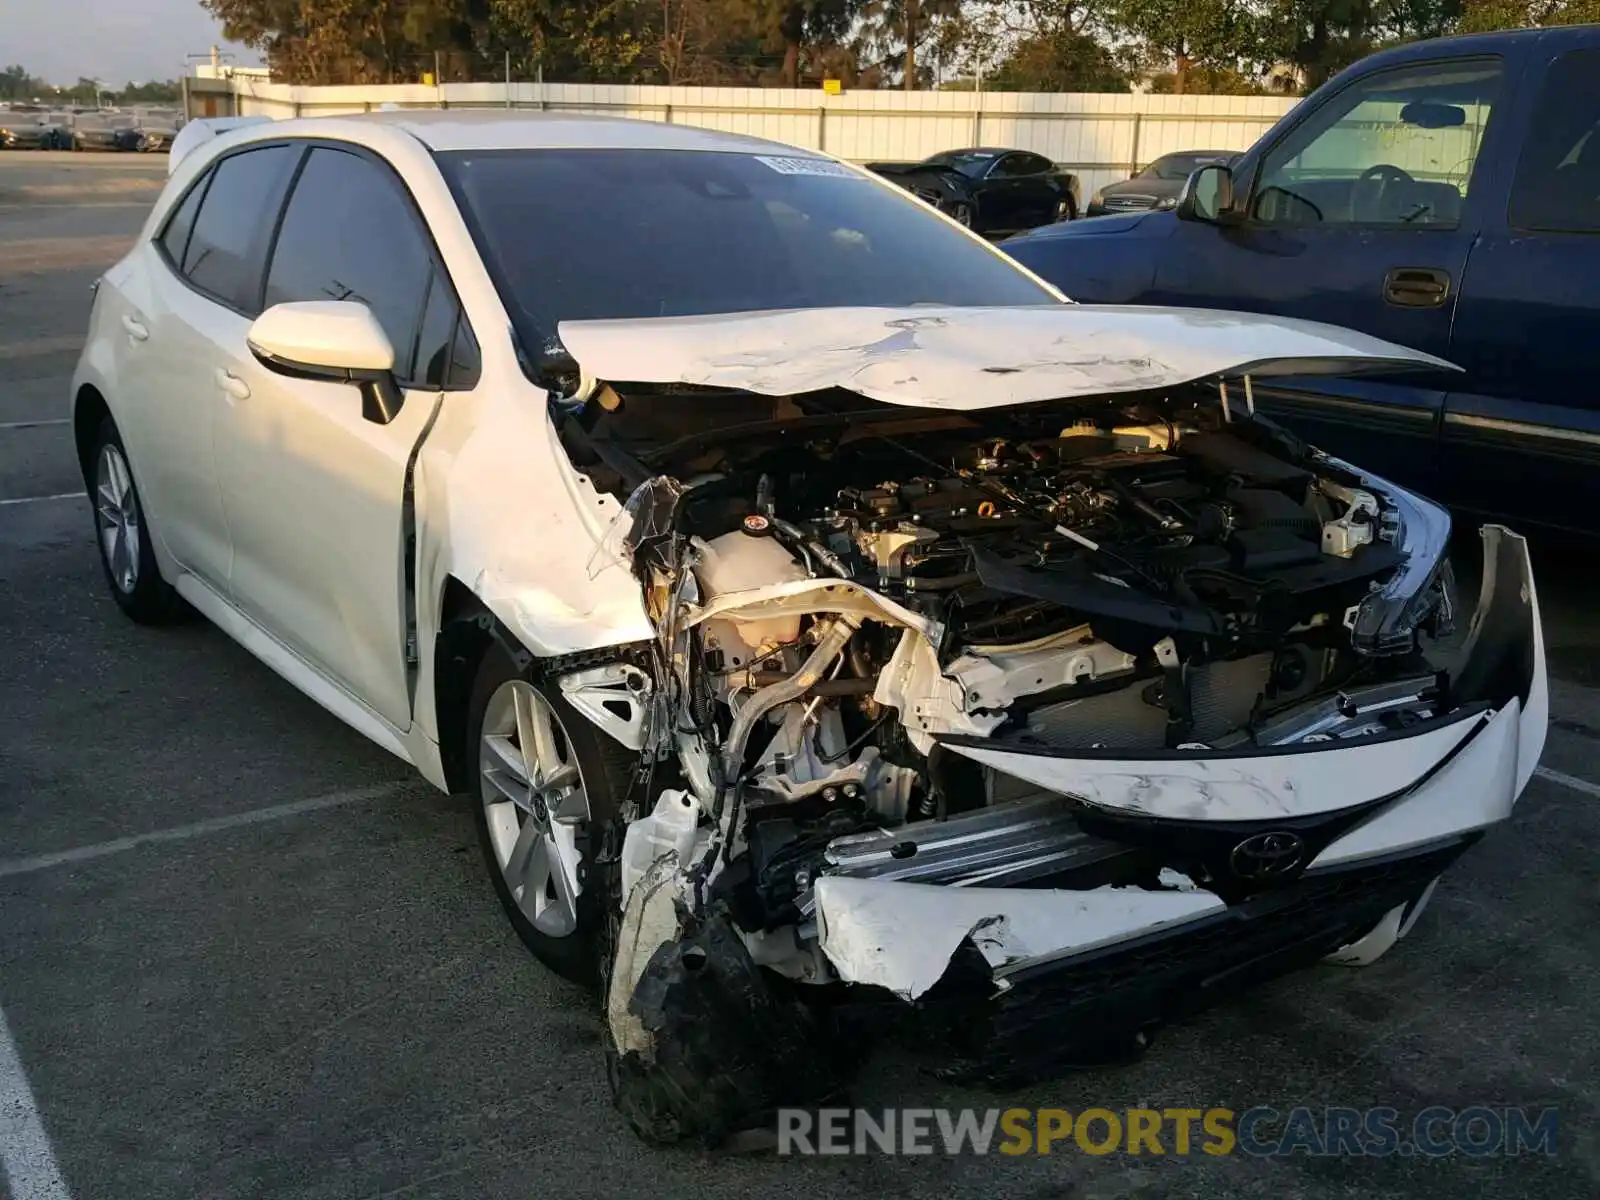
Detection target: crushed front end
<box><xmin>542</xmin><ymin>310</ymin><xmax>1546</xmax><ymax>1143</ymax></box>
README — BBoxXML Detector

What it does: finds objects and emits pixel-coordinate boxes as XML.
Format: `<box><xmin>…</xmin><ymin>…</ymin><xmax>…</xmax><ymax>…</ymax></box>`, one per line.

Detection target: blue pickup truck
<box><xmin>1005</xmin><ymin>26</ymin><xmax>1600</xmax><ymax>537</ymax></box>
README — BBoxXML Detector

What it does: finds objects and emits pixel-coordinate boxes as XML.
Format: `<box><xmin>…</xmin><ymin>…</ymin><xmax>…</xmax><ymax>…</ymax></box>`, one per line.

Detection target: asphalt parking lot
<box><xmin>1</xmin><ymin>149</ymin><xmax>1597</xmax><ymax>1200</ymax></box>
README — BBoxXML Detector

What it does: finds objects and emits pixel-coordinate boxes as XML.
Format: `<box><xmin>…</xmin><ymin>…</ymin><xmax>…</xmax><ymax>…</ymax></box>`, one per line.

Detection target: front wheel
<box><xmin>948</xmin><ymin>201</ymin><xmax>974</xmax><ymax>229</ymax></box>
<box><xmin>467</xmin><ymin>644</ymin><xmax>635</xmax><ymax>985</ymax></box>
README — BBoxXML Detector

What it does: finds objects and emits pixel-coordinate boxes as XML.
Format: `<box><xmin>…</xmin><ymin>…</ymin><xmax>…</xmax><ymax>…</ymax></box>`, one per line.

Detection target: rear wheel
<box><xmin>90</xmin><ymin>417</ymin><xmax>181</xmax><ymax>623</ymax></box>
<box><xmin>468</xmin><ymin>643</ymin><xmax>636</xmax><ymax>985</ymax></box>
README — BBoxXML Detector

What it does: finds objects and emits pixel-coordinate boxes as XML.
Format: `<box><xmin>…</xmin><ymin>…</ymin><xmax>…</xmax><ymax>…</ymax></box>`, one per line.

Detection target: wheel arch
<box><xmin>431</xmin><ymin>576</ymin><xmax>535</xmax><ymax>793</ymax></box>
<box><xmin>72</xmin><ymin>382</ymin><xmax>112</xmax><ymax>487</ymax></box>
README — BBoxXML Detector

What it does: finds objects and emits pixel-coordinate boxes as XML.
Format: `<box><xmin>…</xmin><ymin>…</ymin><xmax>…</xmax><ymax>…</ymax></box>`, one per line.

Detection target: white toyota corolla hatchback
<box><xmin>73</xmin><ymin>111</ymin><xmax>1546</xmax><ymax>1142</ymax></box>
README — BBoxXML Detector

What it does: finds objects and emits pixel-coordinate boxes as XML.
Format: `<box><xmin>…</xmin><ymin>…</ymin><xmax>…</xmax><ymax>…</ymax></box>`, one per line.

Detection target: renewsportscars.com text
<box><xmin>777</xmin><ymin>1105</ymin><xmax>1558</xmax><ymax>1157</ymax></box>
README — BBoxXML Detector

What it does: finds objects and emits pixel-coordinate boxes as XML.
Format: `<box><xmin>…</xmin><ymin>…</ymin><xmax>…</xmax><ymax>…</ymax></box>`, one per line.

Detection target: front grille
<box><xmin>920</xmin><ymin>838</ymin><xmax>1473</xmax><ymax>1085</ymax></box>
<box><xmin>1103</xmin><ymin>194</ymin><xmax>1157</xmax><ymax>211</ymax></box>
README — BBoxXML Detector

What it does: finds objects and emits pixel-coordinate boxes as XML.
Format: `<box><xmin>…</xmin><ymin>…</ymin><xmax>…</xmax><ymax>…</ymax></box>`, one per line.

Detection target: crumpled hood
<box><xmin>557</xmin><ymin>305</ymin><xmax>1458</xmax><ymax>412</ymax></box>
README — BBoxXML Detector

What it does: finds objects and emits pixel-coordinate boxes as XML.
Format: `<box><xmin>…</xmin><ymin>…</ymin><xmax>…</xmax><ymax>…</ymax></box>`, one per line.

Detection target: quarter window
<box><xmin>182</xmin><ymin>144</ymin><xmax>299</xmax><ymax>312</ymax></box>
<box><xmin>1508</xmin><ymin>50</ymin><xmax>1600</xmax><ymax>233</ymax></box>
<box><xmin>264</xmin><ymin>147</ymin><xmax>432</xmax><ymax>380</ymax></box>
<box><xmin>1253</xmin><ymin>59</ymin><xmax>1502</xmax><ymax>227</ymax></box>
<box><xmin>158</xmin><ymin>172</ymin><xmax>209</xmax><ymax>269</ymax></box>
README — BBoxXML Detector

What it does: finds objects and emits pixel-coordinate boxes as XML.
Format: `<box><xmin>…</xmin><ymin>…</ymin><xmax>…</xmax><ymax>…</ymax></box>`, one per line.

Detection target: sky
<box><xmin>8</xmin><ymin>0</ymin><xmax>261</xmax><ymax>86</ymax></box>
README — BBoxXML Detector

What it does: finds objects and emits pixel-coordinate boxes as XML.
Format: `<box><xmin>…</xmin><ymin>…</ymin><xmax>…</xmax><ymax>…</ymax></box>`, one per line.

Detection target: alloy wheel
<box><xmin>478</xmin><ymin>680</ymin><xmax>592</xmax><ymax>937</ymax></box>
<box><xmin>95</xmin><ymin>443</ymin><xmax>141</xmax><ymax>594</ymax></box>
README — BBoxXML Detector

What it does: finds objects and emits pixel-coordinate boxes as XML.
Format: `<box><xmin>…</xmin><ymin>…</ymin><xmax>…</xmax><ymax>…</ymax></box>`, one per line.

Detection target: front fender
<box><xmin>411</xmin><ymin>368</ymin><xmax>654</xmax><ymax>745</ymax></box>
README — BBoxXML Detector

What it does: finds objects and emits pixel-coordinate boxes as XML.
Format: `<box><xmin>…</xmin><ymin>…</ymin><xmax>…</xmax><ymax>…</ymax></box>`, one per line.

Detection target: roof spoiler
<box><xmin>168</xmin><ymin>115</ymin><xmax>276</xmax><ymax>175</ymax></box>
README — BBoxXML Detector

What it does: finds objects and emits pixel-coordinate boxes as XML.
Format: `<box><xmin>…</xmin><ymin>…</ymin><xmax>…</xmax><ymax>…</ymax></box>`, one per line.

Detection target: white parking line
<box><xmin>1533</xmin><ymin>765</ymin><xmax>1600</xmax><ymax>799</ymax></box>
<box><xmin>0</xmin><ymin>494</ymin><xmax>82</xmax><ymax>508</ymax></box>
<box><xmin>0</xmin><ymin>420</ymin><xmax>69</xmax><ymax>431</ymax></box>
<box><xmin>0</xmin><ymin>1003</ymin><xmax>71</xmax><ymax>1200</ymax></box>
<box><xmin>0</xmin><ymin>780</ymin><xmax>415</xmax><ymax>880</ymax></box>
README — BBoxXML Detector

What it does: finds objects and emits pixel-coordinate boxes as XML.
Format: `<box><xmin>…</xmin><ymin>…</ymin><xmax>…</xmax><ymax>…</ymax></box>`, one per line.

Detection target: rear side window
<box><xmin>158</xmin><ymin>172</ymin><xmax>209</xmax><ymax>268</ymax></box>
<box><xmin>1509</xmin><ymin>50</ymin><xmax>1600</xmax><ymax>233</ymax></box>
<box><xmin>264</xmin><ymin>147</ymin><xmax>432</xmax><ymax>379</ymax></box>
<box><xmin>183</xmin><ymin>144</ymin><xmax>299</xmax><ymax>313</ymax></box>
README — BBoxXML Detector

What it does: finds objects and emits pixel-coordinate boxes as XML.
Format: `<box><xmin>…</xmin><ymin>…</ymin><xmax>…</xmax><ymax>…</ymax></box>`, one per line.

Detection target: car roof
<box><xmin>320</xmin><ymin>109</ymin><xmax>830</xmax><ymax>157</ymax></box>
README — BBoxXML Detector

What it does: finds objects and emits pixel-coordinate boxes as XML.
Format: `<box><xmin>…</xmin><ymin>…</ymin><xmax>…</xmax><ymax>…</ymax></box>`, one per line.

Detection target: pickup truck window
<box><xmin>1508</xmin><ymin>49</ymin><xmax>1600</xmax><ymax>234</ymax></box>
<box><xmin>1253</xmin><ymin>59</ymin><xmax>1501</xmax><ymax>228</ymax></box>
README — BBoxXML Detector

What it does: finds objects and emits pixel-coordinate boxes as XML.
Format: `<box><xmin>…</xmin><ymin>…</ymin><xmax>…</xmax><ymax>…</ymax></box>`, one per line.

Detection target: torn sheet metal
<box><xmin>557</xmin><ymin>305</ymin><xmax>1459</xmax><ymax>412</ymax></box>
<box><xmin>941</xmin><ymin>710</ymin><xmax>1488</xmax><ymax>821</ymax></box>
<box><xmin>682</xmin><ymin>576</ymin><xmax>942</xmax><ymax>643</ymax></box>
<box><xmin>811</xmin><ymin>875</ymin><xmax>1223</xmax><ymax>1000</ymax></box>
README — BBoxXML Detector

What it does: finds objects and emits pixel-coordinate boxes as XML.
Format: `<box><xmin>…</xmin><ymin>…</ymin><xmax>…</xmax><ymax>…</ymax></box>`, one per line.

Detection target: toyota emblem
<box><xmin>1230</xmin><ymin>831</ymin><xmax>1305</xmax><ymax>881</ymax></box>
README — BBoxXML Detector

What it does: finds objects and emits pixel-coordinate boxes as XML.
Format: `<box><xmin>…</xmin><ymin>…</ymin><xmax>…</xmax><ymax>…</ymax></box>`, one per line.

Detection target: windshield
<box><xmin>924</xmin><ymin>150</ymin><xmax>997</xmax><ymax>177</ymax></box>
<box><xmin>1141</xmin><ymin>153</ymin><xmax>1231</xmax><ymax>181</ymax></box>
<box><xmin>439</xmin><ymin>148</ymin><xmax>1055</xmax><ymax>353</ymax></box>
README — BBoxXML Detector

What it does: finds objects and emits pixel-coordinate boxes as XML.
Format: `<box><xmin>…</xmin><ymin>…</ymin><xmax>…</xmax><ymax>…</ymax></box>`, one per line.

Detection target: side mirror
<box><xmin>1176</xmin><ymin>163</ymin><xmax>1236</xmax><ymax>225</ymax></box>
<box><xmin>247</xmin><ymin>300</ymin><xmax>404</xmax><ymax>424</ymax></box>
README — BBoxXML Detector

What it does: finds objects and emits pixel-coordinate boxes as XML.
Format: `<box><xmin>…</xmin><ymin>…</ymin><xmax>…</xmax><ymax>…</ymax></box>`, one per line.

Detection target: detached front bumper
<box><xmin>810</xmin><ymin>526</ymin><xmax>1547</xmax><ymax>1060</ymax></box>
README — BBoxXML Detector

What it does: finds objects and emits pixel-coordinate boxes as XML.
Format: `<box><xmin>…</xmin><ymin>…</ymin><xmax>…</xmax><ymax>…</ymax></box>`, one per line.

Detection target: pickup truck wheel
<box><xmin>89</xmin><ymin>418</ymin><xmax>181</xmax><ymax>624</ymax></box>
<box><xmin>469</xmin><ymin>644</ymin><xmax>635</xmax><ymax>986</ymax></box>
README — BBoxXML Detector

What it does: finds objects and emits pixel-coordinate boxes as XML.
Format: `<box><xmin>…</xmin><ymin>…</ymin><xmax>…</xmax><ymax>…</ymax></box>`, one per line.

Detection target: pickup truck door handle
<box><xmin>1383</xmin><ymin>267</ymin><xmax>1451</xmax><ymax>308</ymax></box>
<box><xmin>120</xmin><ymin>314</ymin><xmax>149</xmax><ymax>341</ymax></box>
<box><xmin>215</xmin><ymin>368</ymin><xmax>251</xmax><ymax>400</ymax></box>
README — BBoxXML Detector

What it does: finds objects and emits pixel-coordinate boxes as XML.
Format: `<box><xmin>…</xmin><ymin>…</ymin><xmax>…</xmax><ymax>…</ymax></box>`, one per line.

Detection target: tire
<box><xmin>89</xmin><ymin>417</ymin><xmax>182</xmax><ymax>624</ymax></box>
<box><xmin>467</xmin><ymin>642</ymin><xmax>637</xmax><ymax>986</ymax></box>
<box><xmin>949</xmin><ymin>201</ymin><xmax>974</xmax><ymax>228</ymax></box>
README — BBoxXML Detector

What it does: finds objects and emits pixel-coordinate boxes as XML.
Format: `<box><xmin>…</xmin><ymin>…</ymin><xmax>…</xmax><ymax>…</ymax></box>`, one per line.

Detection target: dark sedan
<box><xmin>72</xmin><ymin>114</ymin><xmax>142</xmax><ymax>151</ymax></box>
<box><xmin>0</xmin><ymin>115</ymin><xmax>71</xmax><ymax>150</ymax></box>
<box><xmin>1086</xmin><ymin>151</ymin><xmax>1236</xmax><ymax>216</ymax></box>
<box><xmin>867</xmin><ymin>147</ymin><xmax>1082</xmax><ymax>234</ymax></box>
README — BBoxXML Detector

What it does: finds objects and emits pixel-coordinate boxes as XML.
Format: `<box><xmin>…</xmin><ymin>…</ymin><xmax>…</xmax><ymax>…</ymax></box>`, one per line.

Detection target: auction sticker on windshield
<box><xmin>755</xmin><ymin>155</ymin><xmax>862</xmax><ymax>178</ymax></box>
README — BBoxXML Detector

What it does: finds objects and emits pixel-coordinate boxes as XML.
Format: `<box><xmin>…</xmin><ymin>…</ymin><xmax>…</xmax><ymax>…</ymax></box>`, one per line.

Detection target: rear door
<box><xmin>1442</xmin><ymin>39</ymin><xmax>1600</xmax><ymax>531</ymax></box>
<box><xmin>214</xmin><ymin>144</ymin><xmax>470</xmax><ymax>730</ymax></box>
<box><xmin>120</xmin><ymin>143</ymin><xmax>300</xmax><ymax>592</ymax></box>
<box><xmin>1146</xmin><ymin>55</ymin><xmax>1514</xmax><ymax>491</ymax></box>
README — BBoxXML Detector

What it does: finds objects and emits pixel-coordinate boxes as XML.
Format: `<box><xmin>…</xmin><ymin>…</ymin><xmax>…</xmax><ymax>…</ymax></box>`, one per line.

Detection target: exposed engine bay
<box><xmin>559</xmin><ymin>383</ymin><xmax>1458</xmax><ymax>924</ymax></box>
<box><xmin>547</xmin><ymin>375</ymin><xmax>1513</xmax><ymax>1143</ymax></box>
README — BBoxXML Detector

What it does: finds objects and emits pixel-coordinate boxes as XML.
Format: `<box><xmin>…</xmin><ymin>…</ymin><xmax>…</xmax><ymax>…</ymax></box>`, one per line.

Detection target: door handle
<box><xmin>120</xmin><ymin>314</ymin><xmax>148</xmax><ymax>341</ymax></box>
<box><xmin>215</xmin><ymin>368</ymin><xmax>251</xmax><ymax>400</ymax></box>
<box><xmin>1383</xmin><ymin>267</ymin><xmax>1451</xmax><ymax>308</ymax></box>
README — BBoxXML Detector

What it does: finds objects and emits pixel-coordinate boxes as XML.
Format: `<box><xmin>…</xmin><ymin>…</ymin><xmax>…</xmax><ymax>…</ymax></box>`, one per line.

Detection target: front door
<box><xmin>214</xmin><ymin>144</ymin><xmax>452</xmax><ymax>730</ymax></box>
<box><xmin>1148</xmin><ymin>56</ymin><xmax>1511</xmax><ymax>492</ymax></box>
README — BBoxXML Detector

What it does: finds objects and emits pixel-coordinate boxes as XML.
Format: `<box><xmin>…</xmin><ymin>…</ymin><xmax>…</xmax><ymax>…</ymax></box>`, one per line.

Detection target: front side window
<box><xmin>1253</xmin><ymin>59</ymin><xmax>1502</xmax><ymax>227</ymax></box>
<box><xmin>1508</xmin><ymin>49</ymin><xmax>1600</xmax><ymax>233</ymax></box>
<box><xmin>183</xmin><ymin>144</ymin><xmax>298</xmax><ymax>313</ymax></box>
<box><xmin>264</xmin><ymin>147</ymin><xmax>433</xmax><ymax>379</ymax></box>
<box><xmin>438</xmin><ymin>148</ymin><xmax>1055</xmax><ymax>357</ymax></box>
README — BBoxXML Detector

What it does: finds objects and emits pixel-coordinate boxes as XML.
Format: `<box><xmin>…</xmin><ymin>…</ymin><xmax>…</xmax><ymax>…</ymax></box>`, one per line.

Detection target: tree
<box><xmin>988</xmin><ymin>26</ymin><xmax>1129</xmax><ymax>91</ymax></box>
<box><xmin>0</xmin><ymin>65</ymin><xmax>49</xmax><ymax>102</ymax></box>
<box><xmin>1457</xmin><ymin>0</ymin><xmax>1600</xmax><ymax>29</ymax></box>
<box><xmin>1107</xmin><ymin>0</ymin><xmax>1260</xmax><ymax>93</ymax></box>
<box><xmin>853</xmin><ymin>0</ymin><xmax>962</xmax><ymax>87</ymax></box>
